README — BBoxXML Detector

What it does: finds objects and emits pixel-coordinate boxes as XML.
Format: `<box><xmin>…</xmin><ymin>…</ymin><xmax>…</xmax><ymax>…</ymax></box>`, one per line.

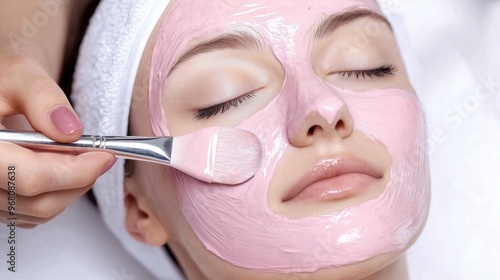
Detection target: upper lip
<box><xmin>282</xmin><ymin>156</ymin><xmax>384</xmax><ymax>202</ymax></box>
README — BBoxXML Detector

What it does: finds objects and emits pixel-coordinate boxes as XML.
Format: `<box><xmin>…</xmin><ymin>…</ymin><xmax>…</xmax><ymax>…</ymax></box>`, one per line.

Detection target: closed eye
<box><xmin>194</xmin><ymin>91</ymin><xmax>258</xmax><ymax>120</ymax></box>
<box><xmin>333</xmin><ymin>65</ymin><xmax>397</xmax><ymax>79</ymax></box>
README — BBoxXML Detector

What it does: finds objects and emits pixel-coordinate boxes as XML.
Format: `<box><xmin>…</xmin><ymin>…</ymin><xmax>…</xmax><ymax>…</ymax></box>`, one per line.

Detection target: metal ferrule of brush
<box><xmin>87</xmin><ymin>136</ymin><xmax>173</xmax><ymax>165</ymax></box>
<box><xmin>0</xmin><ymin>130</ymin><xmax>173</xmax><ymax>165</ymax></box>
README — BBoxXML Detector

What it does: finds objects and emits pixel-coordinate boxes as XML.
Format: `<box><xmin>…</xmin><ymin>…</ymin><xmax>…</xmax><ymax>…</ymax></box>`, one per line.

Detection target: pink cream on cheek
<box><xmin>149</xmin><ymin>0</ymin><xmax>430</xmax><ymax>273</ymax></box>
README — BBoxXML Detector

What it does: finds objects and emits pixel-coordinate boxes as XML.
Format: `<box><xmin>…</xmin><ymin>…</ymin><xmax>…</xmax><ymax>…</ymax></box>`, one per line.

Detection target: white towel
<box><xmin>395</xmin><ymin>1</ymin><xmax>500</xmax><ymax>279</ymax></box>
<box><xmin>72</xmin><ymin>0</ymin><xmax>182</xmax><ymax>279</ymax></box>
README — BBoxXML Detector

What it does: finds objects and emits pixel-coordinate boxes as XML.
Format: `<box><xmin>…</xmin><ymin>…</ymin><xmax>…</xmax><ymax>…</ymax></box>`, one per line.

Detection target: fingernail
<box><xmin>50</xmin><ymin>106</ymin><xmax>83</xmax><ymax>135</ymax></box>
<box><xmin>100</xmin><ymin>158</ymin><xmax>117</xmax><ymax>176</ymax></box>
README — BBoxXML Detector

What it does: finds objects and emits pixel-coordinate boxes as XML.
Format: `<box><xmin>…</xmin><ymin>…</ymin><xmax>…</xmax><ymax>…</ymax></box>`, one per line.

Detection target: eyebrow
<box><xmin>314</xmin><ymin>9</ymin><xmax>392</xmax><ymax>39</ymax></box>
<box><xmin>170</xmin><ymin>31</ymin><xmax>262</xmax><ymax>72</ymax></box>
<box><xmin>169</xmin><ymin>9</ymin><xmax>392</xmax><ymax>72</ymax></box>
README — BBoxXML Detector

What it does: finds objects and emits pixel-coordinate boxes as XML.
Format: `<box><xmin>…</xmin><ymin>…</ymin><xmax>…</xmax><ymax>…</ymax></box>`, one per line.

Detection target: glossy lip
<box><xmin>283</xmin><ymin>157</ymin><xmax>384</xmax><ymax>203</ymax></box>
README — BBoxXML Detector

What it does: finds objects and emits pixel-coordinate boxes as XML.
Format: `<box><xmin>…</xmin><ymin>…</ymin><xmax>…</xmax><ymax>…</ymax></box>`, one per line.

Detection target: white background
<box><xmin>400</xmin><ymin>0</ymin><xmax>500</xmax><ymax>279</ymax></box>
<box><xmin>0</xmin><ymin>0</ymin><xmax>499</xmax><ymax>279</ymax></box>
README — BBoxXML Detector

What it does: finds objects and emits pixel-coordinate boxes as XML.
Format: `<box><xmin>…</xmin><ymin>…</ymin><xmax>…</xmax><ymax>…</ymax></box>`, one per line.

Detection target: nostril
<box><xmin>308</xmin><ymin>125</ymin><xmax>319</xmax><ymax>136</ymax></box>
<box><xmin>335</xmin><ymin>120</ymin><xmax>345</xmax><ymax>132</ymax></box>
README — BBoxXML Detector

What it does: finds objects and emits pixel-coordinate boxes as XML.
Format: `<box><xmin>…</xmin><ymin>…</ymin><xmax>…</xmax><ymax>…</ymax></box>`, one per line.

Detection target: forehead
<box><xmin>163</xmin><ymin>0</ymin><xmax>381</xmax><ymax>52</ymax></box>
<box><xmin>167</xmin><ymin>0</ymin><xmax>380</xmax><ymax>23</ymax></box>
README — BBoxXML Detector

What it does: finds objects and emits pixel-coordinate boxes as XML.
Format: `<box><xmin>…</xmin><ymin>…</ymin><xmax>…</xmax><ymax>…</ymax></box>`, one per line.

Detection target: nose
<box><xmin>286</xmin><ymin>73</ymin><xmax>354</xmax><ymax>147</ymax></box>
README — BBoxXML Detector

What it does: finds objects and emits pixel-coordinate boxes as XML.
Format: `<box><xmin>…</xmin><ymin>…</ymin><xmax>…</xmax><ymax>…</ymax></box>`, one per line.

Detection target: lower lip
<box><xmin>289</xmin><ymin>173</ymin><xmax>378</xmax><ymax>202</ymax></box>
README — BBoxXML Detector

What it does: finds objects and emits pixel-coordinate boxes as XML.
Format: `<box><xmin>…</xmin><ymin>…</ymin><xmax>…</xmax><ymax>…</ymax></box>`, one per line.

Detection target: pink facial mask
<box><xmin>149</xmin><ymin>0</ymin><xmax>430</xmax><ymax>273</ymax></box>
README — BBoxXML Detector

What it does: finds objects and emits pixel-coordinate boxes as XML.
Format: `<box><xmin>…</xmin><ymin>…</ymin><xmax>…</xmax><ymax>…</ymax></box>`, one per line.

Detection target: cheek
<box><xmin>345</xmin><ymin>88</ymin><xmax>430</xmax><ymax>241</ymax></box>
<box><xmin>169</xmin><ymin>95</ymin><xmax>289</xmax><ymax>218</ymax></box>
<box><xmin>345</xmin><ymin>90</ymin><xmax>424</xmax><ymax>154</ymax></box>
<box><xmin>140</xmin><ymin>164</ymin><xmax>187</xmax><ymax>229</ymax></box>
<box><xmin>344</xmin><ymin>90</ymin><xmax>429</xmax><ymax>189</ymax></box>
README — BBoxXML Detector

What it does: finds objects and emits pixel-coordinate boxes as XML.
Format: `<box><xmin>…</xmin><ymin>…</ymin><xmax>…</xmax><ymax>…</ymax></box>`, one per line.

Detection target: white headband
<box><xmin>71</xmin><ymin>0</ymin><xmax>181</xmax><ymax>279</ymax></box>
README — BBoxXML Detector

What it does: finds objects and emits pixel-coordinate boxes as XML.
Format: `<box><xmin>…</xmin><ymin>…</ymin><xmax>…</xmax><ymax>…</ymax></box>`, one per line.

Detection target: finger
<box><xmin>0</xmin><ymin>208</ymin><xmax>63</xmax><ymax>225</ymax></box>
<box><xmin>0</xmin><ymin>55</ymin><xmax>82</xmax><ymax>142</ymax></box>
<box><xmin>16</xmin><ymin>223</ymin><xmax>39</xmax><ymax>229</ymax></box>
<box><xmin>0</xmin><ymin>186</ymin><xmax>88</xmax><ymax>219</ymax></box>
<box><xmin>0</xmin><ymin>142</ymin><xmax>115</xmax><ymax>195</ymax></box>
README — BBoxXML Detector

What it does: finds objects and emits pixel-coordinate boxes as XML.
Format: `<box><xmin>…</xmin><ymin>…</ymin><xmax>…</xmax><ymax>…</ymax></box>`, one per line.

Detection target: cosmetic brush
<box><xmin>0</xmin><ymin>127</ymin><xmax>262</xmax><ymax>185</ymax></box>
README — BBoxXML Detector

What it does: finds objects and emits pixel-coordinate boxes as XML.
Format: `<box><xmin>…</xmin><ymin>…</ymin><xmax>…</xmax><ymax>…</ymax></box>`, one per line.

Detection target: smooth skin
<box><xmin>0</xmin><ymin>0</ymin><xmax>115</xmax><ymax>227</ymax></box>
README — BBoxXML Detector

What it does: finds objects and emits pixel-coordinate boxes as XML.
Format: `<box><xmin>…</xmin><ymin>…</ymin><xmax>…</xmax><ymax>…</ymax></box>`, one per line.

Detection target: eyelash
<box><xmin>335</xmin><ymin>65</ymin><xmax>397</xmax><ymax>79</ymax></box>
<box><xmin>194</xmin><ymin>92</ymin><xmax>257</xmax><ymax>120</ymax></box>
<box><xmin>194</xmin><ymin>65</ymin><xmax>396</xmax><ymax>120</ymax></box>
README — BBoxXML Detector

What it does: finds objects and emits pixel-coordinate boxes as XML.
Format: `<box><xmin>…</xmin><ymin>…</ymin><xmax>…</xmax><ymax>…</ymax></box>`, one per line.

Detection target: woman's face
<box><xmin>142</xmin><ymin>0</ymin><xmax>430</xmax><ymax>277</ymax></box>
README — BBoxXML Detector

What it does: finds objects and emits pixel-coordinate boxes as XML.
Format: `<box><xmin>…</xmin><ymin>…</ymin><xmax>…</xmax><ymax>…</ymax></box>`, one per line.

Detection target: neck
<box><xmin>363</xmin><ymin>254</ymin><xmax>409</xmax><ymax>280</ymax></box>
<box><xmin>171</xmin><ymin>239</ymin><xmax>409</xmax><ymax>280</ymax></box>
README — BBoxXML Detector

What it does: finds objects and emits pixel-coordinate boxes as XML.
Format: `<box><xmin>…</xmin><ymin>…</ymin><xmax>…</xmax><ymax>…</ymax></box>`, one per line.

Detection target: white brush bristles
<box><xmin>171</xmin><ymin>126</ymin><xmax>262</xmax><ymax>185</ymax></box>
<box><xmin>213</xmin><ymin>127</ymin><xmax>263</xmax><ymax>185</ymax></box>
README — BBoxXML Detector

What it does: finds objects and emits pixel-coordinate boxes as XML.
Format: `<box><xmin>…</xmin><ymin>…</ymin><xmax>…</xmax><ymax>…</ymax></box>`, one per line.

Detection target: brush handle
<box><xmin>0</xmin><ymin>130</ymin><xmax>173</xmax><ymax>165</ymax></box>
